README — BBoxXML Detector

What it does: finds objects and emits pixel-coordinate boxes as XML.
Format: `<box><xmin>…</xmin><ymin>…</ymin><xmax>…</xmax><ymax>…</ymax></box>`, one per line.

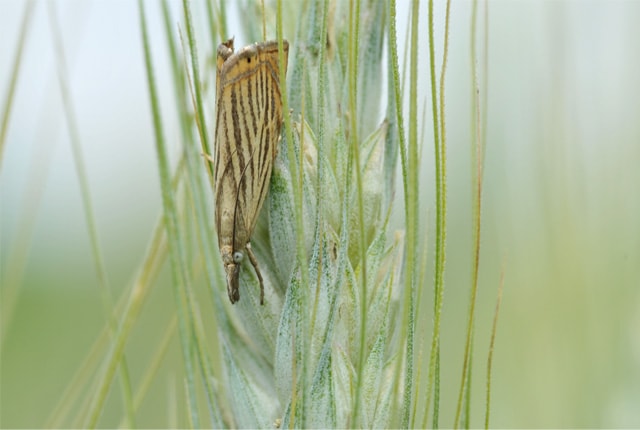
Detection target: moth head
<box><xmin>221</xmin><ymin>245</ymin><xmax>241</xmax><ymax>303</ymax></box>
<box><xmin>224</xmin><ymin>261</ymin><xmax>240</xmax><ymax>304</ymax></box>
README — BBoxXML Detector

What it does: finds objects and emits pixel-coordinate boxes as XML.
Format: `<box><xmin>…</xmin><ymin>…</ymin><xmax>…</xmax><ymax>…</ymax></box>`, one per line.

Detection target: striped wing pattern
<box><xmin>214</xmin><ymin>39</ymin><xmax>289</xmax><ymax>304</ymax></box>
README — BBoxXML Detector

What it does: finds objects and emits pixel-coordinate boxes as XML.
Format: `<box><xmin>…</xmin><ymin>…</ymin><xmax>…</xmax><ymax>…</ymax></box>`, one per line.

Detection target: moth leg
<box><xmin>201</xmin><ymin>152</ymin><xmax>215</xmax><ymax>163</ymax></box>
<box><xmin>246</xmin><ymin>243</ymin><xmax>265</xmax><ymax>305</ymax></box>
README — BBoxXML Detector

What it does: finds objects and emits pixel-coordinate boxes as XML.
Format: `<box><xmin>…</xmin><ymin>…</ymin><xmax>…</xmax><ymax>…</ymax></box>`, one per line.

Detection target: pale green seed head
<box><xmin>216</xmin><ymin>1</ymin><xmax>404</xmax><ymax>428</ymax></box>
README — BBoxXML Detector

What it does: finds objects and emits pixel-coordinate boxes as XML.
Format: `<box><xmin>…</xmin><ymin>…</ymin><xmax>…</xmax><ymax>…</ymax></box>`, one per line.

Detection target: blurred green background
<box><xmin>1</xmin><ymin>0</ymin><xmax>639</xmax><ymax>428</ymax></box>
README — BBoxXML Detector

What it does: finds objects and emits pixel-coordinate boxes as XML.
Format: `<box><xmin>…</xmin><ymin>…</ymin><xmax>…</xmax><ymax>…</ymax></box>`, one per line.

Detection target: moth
<box><xmin>214</xmin><ymin>38</ymin><xmax>289</xmax><ymax>305</ymax></box>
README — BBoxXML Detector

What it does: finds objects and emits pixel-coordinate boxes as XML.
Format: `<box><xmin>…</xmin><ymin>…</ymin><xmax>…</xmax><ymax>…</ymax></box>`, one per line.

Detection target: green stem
<box><xmin>453</xmin><ymin>0</ymin><xmax>484</xmax><ymax>425</ymax></box>
<box><xmin>90</xmin><ymin>3</ymin><xmax>201</xmax><ymax>427</ymax></box>
<box><xmin>182</xmin><ymin>0</ymin><xmax>212</xmax><ymax>179</ymax></box>
<box><xmin>400</xmin><ymin>0</ymin><xmax>420</xmax><ymax>427</ymax></box>
<box><xmin>485</xmin><ymin>266</ymin><xmax>505</xmax><ymax>429</ymax></box>
<box><xmin>387</xmin><ymin>1</ymin><xmax>412</xmax><ymax>426</ymax></box>
<box><xmin>425</xmin><ymin>0</ymin><xmax>451</xmax><ymax>426</ymax></box>
<box><xmin>423</xmin><ymin>0</ymin><xmax>439</xmax><ymax>424</ymax></box>
<box><xmin>348</xmin><ymin>0</ymin><xmax>370</xmax><ymax>426</ymax></box>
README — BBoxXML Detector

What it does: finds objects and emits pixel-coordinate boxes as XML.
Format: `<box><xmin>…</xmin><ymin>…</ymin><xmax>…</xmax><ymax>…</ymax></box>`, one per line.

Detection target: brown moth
<box><xmin>214</xmin><ymin>39</ymin><xmax>289</xmax><ymax>305</ymax></box>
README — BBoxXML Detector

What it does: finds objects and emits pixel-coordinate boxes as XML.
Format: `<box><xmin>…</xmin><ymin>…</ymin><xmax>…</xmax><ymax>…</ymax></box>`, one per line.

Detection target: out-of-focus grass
<box><xmin>1</xmin><ymin>0</ymin><xmax>639</xmax><ymax>428</ymax></box>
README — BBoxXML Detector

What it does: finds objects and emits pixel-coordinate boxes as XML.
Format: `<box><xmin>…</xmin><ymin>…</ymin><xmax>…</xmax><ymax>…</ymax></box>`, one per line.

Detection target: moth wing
<box><xmin>214</xmin><ymin>41</ymin><xmax>289</xmax><ymax>251</ymax></box>
<box><xmin>237</xmin><ymin>43</ymin><xmax>288</xmax><ymax>241</ymax></box>
<box><xmin>214</xmin><ymin>39</ymin><xmax>239</xmax><ymax>251</ymax></box>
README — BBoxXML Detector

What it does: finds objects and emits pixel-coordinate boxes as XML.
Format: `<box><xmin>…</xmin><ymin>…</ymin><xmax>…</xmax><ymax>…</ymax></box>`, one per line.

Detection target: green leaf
<box><xmin>332</xmin><ymin>345</ymin><xmax>355</xmax><ymax>427</ymax></box>
<box><xmin>357</xmin><ymin>0</ymin><xmax>386</xmax><ymax>138</ymax></box>
<box><xmin>362</xmin><ymin>329</ymin><xmax>386</xmax><ymax>428</ymax></box>
<box><xmin>308</xmin><ymin>345</ymin><xmax>336</xmax><ymax>428</ymax></box>
<box><xmin>268</xmin><ymin>156</ymin><xmax>299</xmax><ymax>289</ymax></box>
<box><xmin>223</xmin><ymin>340</ymin><xmax>279</xmax><ymax>429</ymax></box>
<box><xmin>273</xmin><ymin>269</ymin><xmax>303</xmax><ymax>406</ymax></box>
